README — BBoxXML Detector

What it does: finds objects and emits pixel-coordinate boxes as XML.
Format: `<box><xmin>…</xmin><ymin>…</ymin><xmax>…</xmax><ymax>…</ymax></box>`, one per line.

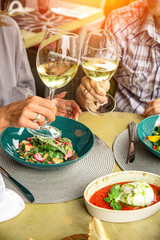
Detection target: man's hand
<box><xmin>76</xmin><ymin>76</ymin><xmax>110</xmax><ymax>110</ymax></box>
<box><xmin>143</xmin><ymin>99</ymin><xmax>160</xmax><ymax>117</ymax></box>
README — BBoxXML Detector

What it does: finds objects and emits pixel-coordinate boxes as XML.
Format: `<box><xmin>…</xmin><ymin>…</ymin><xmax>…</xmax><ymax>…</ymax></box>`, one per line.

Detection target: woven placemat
<box><xmin>0</xmin><ymin>135</ymin><xmax>114</xmax><ymax>204</ymax></box>
<box><xmin>113</xmin><ymin>129</ymin><xmax>160</xmax><ymax>175</ymax></box>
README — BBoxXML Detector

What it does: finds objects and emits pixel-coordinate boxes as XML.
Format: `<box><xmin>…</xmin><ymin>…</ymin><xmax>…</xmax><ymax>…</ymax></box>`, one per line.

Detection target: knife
<box><xmin>0</xmin><ymin>166</ymin><xmax>35</xmax><ymax>203</ymax></box>
<box><xmin>127</xmin><ymin>121</ymin><xmax>136</xmax><ymax>164</ymax></box>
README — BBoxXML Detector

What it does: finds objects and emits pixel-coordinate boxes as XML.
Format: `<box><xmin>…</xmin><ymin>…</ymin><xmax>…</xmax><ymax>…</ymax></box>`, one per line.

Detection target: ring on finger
<box><xmin>33</xmin><ymin>113</ymin><xmax>41</xmax><ymax>123</ymax></box>
<box><xmin>67</xmin><ymin>106</ymin><xmax>71</xmax><ymax>114</ymax></box>
<box><xmin>83</xmin><ymin>88</ymin><xmax>87</xmax><ymax>95</ymax></box>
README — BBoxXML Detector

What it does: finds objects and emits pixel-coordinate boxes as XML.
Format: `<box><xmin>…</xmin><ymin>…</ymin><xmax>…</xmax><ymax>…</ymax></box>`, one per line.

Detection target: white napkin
<box><xmin>0</xmin><ymin>173</ymin><xmax>25</xmax><ymax>222</ymax></box>
<box><xmin>51</xmin><ymin>7</ymin><xmax>89</xmax><ymax>19</ymax></box>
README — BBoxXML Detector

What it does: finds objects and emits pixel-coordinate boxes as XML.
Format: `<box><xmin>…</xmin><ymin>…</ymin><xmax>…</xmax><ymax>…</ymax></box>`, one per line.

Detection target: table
<box><xmin>14</xmin><ymin>0</ymin><xmax>104</xmax><ymax>49</ymax></box>
<box><xmin>0</xmin><ymin>111</ymin><xmax>160</xmax><ymax>240</ymax></box>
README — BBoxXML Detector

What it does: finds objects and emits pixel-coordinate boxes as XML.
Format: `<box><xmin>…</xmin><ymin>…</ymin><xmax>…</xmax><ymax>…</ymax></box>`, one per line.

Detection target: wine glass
<box><xmin>81</xmin><ymin>29</ymin><xmax>119</xmax><ymax>115</ymax></box>
<box><xmin>28</xmin><ymin>29</ymin><xmax>80</xmax><ymax>138</ymax></box>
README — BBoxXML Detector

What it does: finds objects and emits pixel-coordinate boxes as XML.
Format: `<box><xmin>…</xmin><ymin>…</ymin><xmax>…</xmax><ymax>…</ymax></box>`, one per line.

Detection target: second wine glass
<box><xmin>28</xmin><ymin>29</ymin><xmax>80</xmax><ymax>138</ymax></box>
<box><xmin>81</xmin><ymin>29</ymin><xmax>119</xmax><ymax>116</ymax></box>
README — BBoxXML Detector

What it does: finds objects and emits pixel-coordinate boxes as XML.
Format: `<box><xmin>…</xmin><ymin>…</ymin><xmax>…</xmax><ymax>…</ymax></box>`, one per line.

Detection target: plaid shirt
<box><xmin>105</xmin><ymin>0</ymin><xmax>160</xmax><ymax>114</ymax></box>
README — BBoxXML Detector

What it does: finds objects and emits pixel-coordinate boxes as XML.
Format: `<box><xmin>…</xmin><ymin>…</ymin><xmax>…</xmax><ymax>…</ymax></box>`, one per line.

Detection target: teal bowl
<box><xmin>137</xmin><ymin>114</ymin><xmax>160</xmax><ymax>158</ymax></box>
<box><xmin>0</xmin><ymin>116</ymin><xmax>94</xmax><ymax>169</ymax></box>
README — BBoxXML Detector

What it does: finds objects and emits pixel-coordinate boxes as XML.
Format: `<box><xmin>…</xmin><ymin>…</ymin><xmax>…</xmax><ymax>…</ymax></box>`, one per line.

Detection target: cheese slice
<box><xmin>88</xmin><ymin>217</ymin><xmax>110</xmax><ymax>240</ymax></box>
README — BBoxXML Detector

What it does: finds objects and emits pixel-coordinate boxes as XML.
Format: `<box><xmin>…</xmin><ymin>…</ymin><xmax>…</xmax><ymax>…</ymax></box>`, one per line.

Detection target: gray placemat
<box><xmin>0</xmin><ymin>135</ymin><xmax>115</xmax><ymax>204</ymax></box>
<box><xmin>113</xmin><ymin>129</ymin><xmax>160</xmax><ymax>175</ymax></box>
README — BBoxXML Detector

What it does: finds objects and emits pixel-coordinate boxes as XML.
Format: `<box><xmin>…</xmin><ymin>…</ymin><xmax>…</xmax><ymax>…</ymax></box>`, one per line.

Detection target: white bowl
<box><xmin>84</xmin><ymin>171</ymin><xmax>160</xmax><ymax>223</ymax></box>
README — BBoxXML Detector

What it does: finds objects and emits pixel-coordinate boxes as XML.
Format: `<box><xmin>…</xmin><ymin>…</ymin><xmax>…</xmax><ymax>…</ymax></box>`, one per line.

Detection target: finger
<box><xmin>33</xmin><ymin>114</ymin><xmax>46</xmax><ymax>126</ymax></box>
<box><xmin>56</xmin><ymin>99</ymin><xmax>81</xmax><ymax>120</ymax></box>
<box><xmin>100</xmin><ymin>80</ymin><xmax>110</xmax><ymax>92</ymax></box>
<box><xmin>19</xmin><ymin>110</ymin><xmax>46</xmax><ymax>127</ymax></box>
<box><xmin>26</xmin><ymin>98</ymin><xmax>58</xmax><ymax>122</ymax></box>
<box><xmin>85</xmin><ymin>86</ymin><xmax>108</xmax><ymax>102</ymax></box>
<box><xmin>66</xmin><ymin>102</ymin><xmax>82</xmax><ymax>120</ymax></box>
<box><xmin>147</xmin><ymin>101</ymin><xmax>152</xmax><ymax>105</ymax></box>
<box><xmin>79</xmin><ymin>84</ymin><xmax>96</xmax><ymax>102</ymax></box>
<box><xmin>90</xmin><ymin>79</ymin><xmax>106</xmax><ymax>96</ymax></box>
<box><xmin>89</xmin><ymin>87</ymin><xmax>107</xmax><ymax>102</ymax></box>
<box><xmin>81</xmin><ymin>76</ymin><xmax>103</xmax><ymax>96</ymax></box>
<box><xmin>54</xmin><ymin>92</ymin><xmax>67</xmax><ymax>99</ymax></box>
<box><xmin>143</xmin><ymin>100</ymin><xmax>156</xmax><ymax>117</ymax></box>
<box><xmin>28</xmin><ymin>96</ymin><xmax>55</xmax><ymax>110</ymax></box>
<box><xmin>143</xmin><ymin>106</ymin><xmax>152</xmax><ymax>117</ymax></box>
<box><xmin>73</xmin><ymin>112</ymin><xmax>79</xmax><ymax>121</ymax></box>
<box><xmin>70</xmin><ymin>100</ymin><xmax>82</xmax><ymax>113</ymax></box>
<box><xmin>81</xmin><ymin>76</ymin><xmax>94</xmax><ymax>92</ymax></box>
<box><xmin>17</xmin><ymin>115</ymin><xmax>39</xmax><ymax>129</ymax></box>
<box><xmin>56</xmin><ymin>111</ymin><xmax>72</xmax><ymax>118</ymax></box>
<box><xmin>144</xmin><ymin>109</ymin><xmax>155</xmax><ymax>118</ymax></box>
<box><xmin>81</xmin><ymin>77</ymin><xmax>108</xmax><ymax>102</ymax></box>
<box><xmin>143</xmin><ymin>105</ymin><xmax>160</xmax><ymax>117</ymax></box>
<box><xmin>23</xmin><ymin>119</ymin><xmax>39</xmax><ymax>129</ymax></box>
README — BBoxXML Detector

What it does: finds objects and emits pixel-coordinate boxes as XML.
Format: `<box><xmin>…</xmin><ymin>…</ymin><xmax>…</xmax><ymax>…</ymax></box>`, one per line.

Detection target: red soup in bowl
<box><xmin>89</xmin><ymin>181</ymin><xmax>160</xmax><ymax>211</ymax></box>
<box><xmin>84</xmin><ymin>171</ymin><xmax>160</xmax><ymax>222</ymax></box>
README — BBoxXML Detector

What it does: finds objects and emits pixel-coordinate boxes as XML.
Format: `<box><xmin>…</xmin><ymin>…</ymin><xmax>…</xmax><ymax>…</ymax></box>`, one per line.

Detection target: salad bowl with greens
<box><xmin>0</xmin><ymin>116</ymin><xmax>94</xmax><ymax>169</ymax></box>
<box><xmin>137</xmin><ymin>114</ymin><xmax>160</xmax><ymax>158</ymax></box>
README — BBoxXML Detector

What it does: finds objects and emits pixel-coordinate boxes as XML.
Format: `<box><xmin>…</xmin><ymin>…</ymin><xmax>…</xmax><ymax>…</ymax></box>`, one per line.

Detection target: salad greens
<box><xmin>18</xmin><ymin>136</ymin><xmax>76</xmax><ymax>164</ymax></box>
<box><xmin>147</xmin><ymin>125</ymin><xmax>160</xmax><ymax>152</ymax></box>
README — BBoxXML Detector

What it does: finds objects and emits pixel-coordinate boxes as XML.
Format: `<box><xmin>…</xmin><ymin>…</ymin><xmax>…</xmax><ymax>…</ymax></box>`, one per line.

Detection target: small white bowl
<box><xmin>84</xmin><ymin>171</ymin><xmax>160</xmax><ymax>223</ymax></box>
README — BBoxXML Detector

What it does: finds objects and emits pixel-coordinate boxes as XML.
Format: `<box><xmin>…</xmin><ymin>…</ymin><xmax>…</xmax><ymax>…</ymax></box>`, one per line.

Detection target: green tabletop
<box><xmin>0</xmin><ymin>111</ymin><xmax>160</xmax><ymax>240</ymax></box>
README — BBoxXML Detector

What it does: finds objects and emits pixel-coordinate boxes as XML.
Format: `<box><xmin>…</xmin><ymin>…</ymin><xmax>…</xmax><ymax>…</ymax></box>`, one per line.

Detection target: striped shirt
<box><xmin>105</xmin><ymin>0</ymin><xmax>160</xmax><ymax>114</ymax></box>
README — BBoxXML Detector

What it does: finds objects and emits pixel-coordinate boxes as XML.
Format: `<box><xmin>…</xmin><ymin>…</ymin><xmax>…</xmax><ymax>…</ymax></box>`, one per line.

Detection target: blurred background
<box><xmin>0</xmin><ymin>0</ymin><xmax>135</xmax><ymax>99</ymax></box>
<box><xmin>1</xmin><ymin>0</ymin><xmax>135</xmax><ymax>16</ymax></box>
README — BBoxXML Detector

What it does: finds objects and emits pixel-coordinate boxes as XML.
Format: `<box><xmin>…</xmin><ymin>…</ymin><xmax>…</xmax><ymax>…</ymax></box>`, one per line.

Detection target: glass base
<box><xmin>86</xmin><ymin>94</ymin><xmax>116</xmax><ymax>116</ymax></box>
<box><xmin>27</xmin><ymin>124</ymin><xmax>62</xmax><ymax>139</ymax></box>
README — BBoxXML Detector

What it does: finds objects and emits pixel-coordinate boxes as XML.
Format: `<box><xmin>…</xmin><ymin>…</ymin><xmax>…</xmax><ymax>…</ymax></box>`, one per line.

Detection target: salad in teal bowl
<box><xmin>137</xmin><ymin>114</ymin><xmax>160</xmax><ymax>158</ymax></box>
<box><xmin>0</xmin><ymin>116</ymin><xmax>94</xmax><ymax>169</ymax></box>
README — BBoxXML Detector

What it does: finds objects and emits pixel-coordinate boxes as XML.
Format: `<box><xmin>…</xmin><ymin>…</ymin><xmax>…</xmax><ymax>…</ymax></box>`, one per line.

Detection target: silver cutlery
<box><xmin>0</xmin><ymin>166</ymin><xmax>34</xmax><ymax>203</ymax></box>
<box><xmin>127</xmin><ymin>121</ymin><xmax>136</xmax><ymax>164</ymax></box>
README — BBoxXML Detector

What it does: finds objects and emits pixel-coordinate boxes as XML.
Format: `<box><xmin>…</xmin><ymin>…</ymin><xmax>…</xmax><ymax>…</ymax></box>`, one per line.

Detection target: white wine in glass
<box><xmin>81</xmin><ymin>29</ymin><xmax>119</xmax><ymax>115</ymax></box>
<box><xmin>28</xmin><ymin>29</ymin><xmax>80</xmax><ymax>138</ymax></box>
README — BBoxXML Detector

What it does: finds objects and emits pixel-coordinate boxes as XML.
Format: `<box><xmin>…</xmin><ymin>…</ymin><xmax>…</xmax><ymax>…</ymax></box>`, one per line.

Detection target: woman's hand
<box><xmin>54</xmin><ymin>92</ymin><xmax>82</xmax><ymax>120</ymax></box>
<box><xmin>0</xmin><ymin>96</ymin><xmax>58</xmax><ymax>132</ymax></box>
<box><xmin>143</xmin><ymin>99</ymin><xmax>160</xmax><ymax>117</ymax></box>
<box><xmin>76</xmin><ymin>76</ymin><xmax>110</xmax><ymax>110</ymax></box>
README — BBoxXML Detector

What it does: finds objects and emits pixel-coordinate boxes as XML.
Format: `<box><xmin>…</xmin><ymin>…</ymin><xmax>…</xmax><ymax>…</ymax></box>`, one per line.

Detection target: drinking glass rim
<box><xmin>81</xmin><ymin>29</ymin><xmax>118</xmax><ymax>52</ymax></box>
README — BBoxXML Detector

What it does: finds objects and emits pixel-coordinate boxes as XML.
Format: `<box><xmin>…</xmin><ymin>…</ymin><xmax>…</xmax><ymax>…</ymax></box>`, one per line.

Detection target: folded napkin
<box><xmin>0</xmin><ymin>173</ymin><xmax>25</xmax><ymax>222</ymax></box>
<box><xmin>51</xmin><ymin>7</ymin><xmax>89</xmax><ymax>19</ymax></box>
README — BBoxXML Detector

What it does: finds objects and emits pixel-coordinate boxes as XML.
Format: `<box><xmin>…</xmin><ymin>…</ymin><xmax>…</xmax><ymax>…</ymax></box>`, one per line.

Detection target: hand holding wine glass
<box><xmin>81</xmin><ymin>29</ymin><xmax>119</xmax><ymax>115</ymax></box>
<box><xmin>28</xmin><ymin>29</ymin><xmax>80</xmax><ymax>138</ymax></box>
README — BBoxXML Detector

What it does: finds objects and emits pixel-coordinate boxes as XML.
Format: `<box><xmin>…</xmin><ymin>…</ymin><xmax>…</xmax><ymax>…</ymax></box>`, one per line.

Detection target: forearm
<box><xmin>76</xmin><ymin>86</ymin><xmax>87</xmax><ymax>111</ymax></box>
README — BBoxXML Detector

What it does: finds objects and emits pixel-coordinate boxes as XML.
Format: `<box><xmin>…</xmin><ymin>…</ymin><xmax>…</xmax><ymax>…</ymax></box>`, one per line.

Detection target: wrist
<box><xmin>0</xmin><ymin>106</ymin><xmax>10</xmax><ymax>133</ymax></box>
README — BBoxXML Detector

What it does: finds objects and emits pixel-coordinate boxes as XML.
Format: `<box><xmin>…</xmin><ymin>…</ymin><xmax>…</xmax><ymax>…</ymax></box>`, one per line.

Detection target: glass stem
<box><xmin>43</xmin><ymin>88</ymin><xmax>56</xmax><ymax>126</ymax></box>
<box><xmin>49</xmin><ymin>88</ymin><xmax>56</xmax><ymax>101</ymax></box>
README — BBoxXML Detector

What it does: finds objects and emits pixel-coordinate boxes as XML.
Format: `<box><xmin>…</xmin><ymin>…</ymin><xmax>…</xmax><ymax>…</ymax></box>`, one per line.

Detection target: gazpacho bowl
<box><xmin>84</xmin><ymin>171</ymin><xmax>160</xmax><ymax>223</ymax></box>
